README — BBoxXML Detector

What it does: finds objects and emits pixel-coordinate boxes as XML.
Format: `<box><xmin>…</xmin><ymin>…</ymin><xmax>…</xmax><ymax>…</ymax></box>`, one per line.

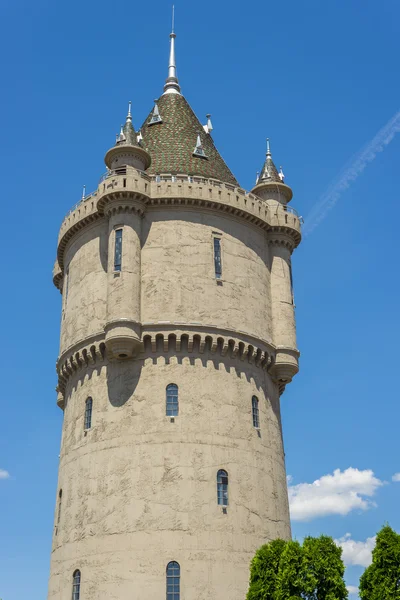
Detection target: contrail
<box><xmin>303</xmin><ymin>110</ymin><xmax>400</xmax><ymax>236</ymax></box>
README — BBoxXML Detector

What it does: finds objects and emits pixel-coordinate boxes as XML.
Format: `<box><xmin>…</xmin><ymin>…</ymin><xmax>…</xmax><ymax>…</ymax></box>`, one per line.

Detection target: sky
<box><xmin>0</xmin><ymin>0</ymin><xmax>399</xmax><ymax>598</ymax></box>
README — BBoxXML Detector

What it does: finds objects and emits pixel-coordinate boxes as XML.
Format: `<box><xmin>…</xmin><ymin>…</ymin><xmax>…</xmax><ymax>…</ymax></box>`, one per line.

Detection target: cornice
<box><xmin>56</xmin><ymin>326</ymin><xmax>277</xmax><ymax>399</ymax></box>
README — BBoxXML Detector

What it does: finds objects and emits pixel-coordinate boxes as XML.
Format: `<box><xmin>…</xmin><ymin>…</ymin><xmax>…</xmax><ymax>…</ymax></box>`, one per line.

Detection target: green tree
<box><xmin>275</xmin><ymin>540</ymin><xmax>304</xmax><ymax>600</ymax></box>
<box><xmin>247</xmin><ymin>535</ymin><xmax>348</xmax><ymax>600</ymax></box>
<box><xmin>359</xmin><ymin>525</ymin><xmax>400</xmax><ymax>600</ymax></box>
<box><xmin>302</xmin><ymin>536</ymin><xmax>348</xmax><ymax>600</ymax></box>
<box><xmin>247</xmin><ymin>539</ymin><xmax>287</xmax><ymax>600</ymax></box>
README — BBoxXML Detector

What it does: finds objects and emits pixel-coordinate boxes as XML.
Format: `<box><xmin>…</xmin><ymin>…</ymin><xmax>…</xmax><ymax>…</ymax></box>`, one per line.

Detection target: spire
<box><xmin>114</xmin><ymin>102</ymin><xmax>140</xmax><ymax>146</ymax></box>
<box><xmin>126</xmin><ymin>100</ymin><xmax>132</xmax><ymax>123</ymax></box>
<box><xmin>258</xmin><ymin>137</ymin><xmax>281</xmax><ymax>183</ymax></box>
<box><xmin>163</xmin><ymin>6</ymin><xmax>181</xmax><ymax>95</ymax></box>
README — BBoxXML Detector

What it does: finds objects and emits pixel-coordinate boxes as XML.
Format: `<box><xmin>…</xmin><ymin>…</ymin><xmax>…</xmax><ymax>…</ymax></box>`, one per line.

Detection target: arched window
<box><xmin>252</xmin><ymin>396</ymin><xmax>260</xmax><ymax>429</ymax></box>
<box><xmin>84</xmin><ymin>397</ymin><xmax>93</xmax><ymax>430</ymax></box>
<box><xmin>72</xmin><ymin>570</ymin><xmax>81</xmax><ymax>600</ymax></box>
<box><xmin>166</xmin><ymin>384</ymin><xmax>179</xmax><ymax>417</ymax></box>
<box><xmin>166</xmin><ymin>561</ymin><xmax>180</xmax><ymax>600</ymax></box>
<box><xmin>217</xmin><ymin>469</ymin><xmax>229</xmax><ymax>506</ymax></box>
<box><xmin>57</xmin><ymin>489</ymin><xmax>62</xmax><ymax>524</ymax></box>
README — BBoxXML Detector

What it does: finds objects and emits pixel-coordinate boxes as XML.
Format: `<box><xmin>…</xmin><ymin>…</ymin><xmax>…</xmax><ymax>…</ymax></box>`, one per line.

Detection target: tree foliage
<box><xmin>247</xmin><ymin>535</ymin><xmax>348</xmax><ymax>600</ymax></box>
<box><xmin>247</xmin><ymin>539</ymin><xmax>287</xmax><ymax>600</ymax></box>
<box><xmin>302</xmin><ymin>536</ymin><xmax>348</xmax><ymax>600</ymax></box>
<box><xmin>359</xmin><ymin>525</ymin><xmax>400</xmax><ymax>600</ymax></box>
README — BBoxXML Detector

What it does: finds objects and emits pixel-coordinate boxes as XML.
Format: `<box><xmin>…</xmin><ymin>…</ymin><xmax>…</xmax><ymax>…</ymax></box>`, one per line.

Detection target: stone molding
<box><xmin>56</xmin><ymin>326</ymin><xmax>280</xmax><ymax>399</ymax></box>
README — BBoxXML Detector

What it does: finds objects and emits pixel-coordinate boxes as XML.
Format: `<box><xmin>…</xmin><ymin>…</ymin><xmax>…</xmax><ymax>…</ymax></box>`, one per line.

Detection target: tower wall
<box><xmin>49</xmin><ymin>351</ymin><xmax>290</xmax><ymax>600</ymax></box>
<box><xmin>50</xmin><ymin>169</ymin><xmax>301</xmax><ymax>600</ymax></box>
<box><xmin>141</xmin><ymin>210</ymin><xmax>273</xmax><ymax>342</ymax></box>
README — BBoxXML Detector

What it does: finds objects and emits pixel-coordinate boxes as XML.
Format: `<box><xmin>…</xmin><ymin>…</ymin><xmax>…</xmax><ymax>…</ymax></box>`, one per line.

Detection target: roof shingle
<box><xmin>141</xmin><ymin>94</ymin><xmax>238</xmax><ymax>186</ymax></box>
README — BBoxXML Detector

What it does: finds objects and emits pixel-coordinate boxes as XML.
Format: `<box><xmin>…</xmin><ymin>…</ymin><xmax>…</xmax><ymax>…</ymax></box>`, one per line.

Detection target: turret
<box><xmin>103</xmin><ymin>102</ymin><xmax>150</xmax><ymax>359</ymax></box>
<box><xmin>252</xmin><ymin>139</ymin><xmax>300</xmax><ymax>390</ymax></box>
<box><xmin>104</xmin><ymin>101</ymin><xmax>151</xmax><ymax>171</ymax></box>
<box><xmin>251</xmin><ymin>138</ymin><xmax>292</xmax><ymax>207</ymax></box>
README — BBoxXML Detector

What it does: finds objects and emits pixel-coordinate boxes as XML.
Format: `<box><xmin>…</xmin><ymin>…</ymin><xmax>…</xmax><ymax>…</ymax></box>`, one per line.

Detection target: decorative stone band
<box><xmin>55</xmin><ymin>326</ymin><xmax>298</xmax><ymax>404</ymax></box>
<box><xmin>56</xmin><ymin>169</ymin><xmax>302</xmax><ymax>273</ymax></box>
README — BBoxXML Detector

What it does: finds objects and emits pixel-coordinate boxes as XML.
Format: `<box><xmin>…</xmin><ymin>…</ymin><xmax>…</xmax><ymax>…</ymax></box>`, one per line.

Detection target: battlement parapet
<box><xmin>56</xmin><ymin>167</ymin><xmax>302</xmax><ymax>270</ymax></box>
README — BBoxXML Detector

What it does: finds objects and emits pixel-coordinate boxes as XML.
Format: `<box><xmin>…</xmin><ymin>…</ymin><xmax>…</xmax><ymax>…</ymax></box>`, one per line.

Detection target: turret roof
<box><xmin>258</xmin><ymin>139</ymin><xmax>281</xmax><ymax>183</ymax></box>
<box><xmin>116</xmin><ymin>101</ymin><xmax>140</xmax><ymax>147</ymax></box>
<box><xmin>140</xmin><ymin>93</ymin><xmax>238</xmax><ymax>185</ymax></box>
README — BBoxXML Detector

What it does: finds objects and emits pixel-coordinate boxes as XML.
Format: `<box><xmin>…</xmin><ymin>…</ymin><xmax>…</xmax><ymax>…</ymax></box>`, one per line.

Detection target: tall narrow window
<box><xmin>72</xmin><ymin>570</ymin><xmax>81</xmax><ymax>600</ymax></box>
<box><xmin>213</xmin><ymin>236</ymin><xmax>222</xmax><ymax>279</ymax></box>
<box><xmin>166</xmin><ymin>561</ymin><xmax>180</xmax><ymax>600</ymax></box>
<box><xmin>166</xmin><ymin>384</ymin><xmax>179</xmax><ymax>417</ymax></box>
<box><xmin>217</xmin><ymin>469</ymin><xmax>229</xmax><ymax>506</ymax></box>
<box><xmin>252</xmin><ymin>396</ymin><xmax>260</xmax><ymax>429</ymax></box>
<box><xmin>289</xmin><ymin>259</ymin><xmax>294</xmax><ymax>305</ymax></box>
<box><xmin>114</xmin><ymin>228</ymin><xmax>123</xmax><ymax>271</ymax></box>
<box><xmin>65</xmin><ymin>266</ymin><xmax>70</xmax><ymax>301</ymax></box>
<box><xmin>84</xmin><ymin>397</ymin><xmax>93</xmax><ymax>430</ymax></box>
<box><xmin>57</xmin><ymin>489</ymin><xmax>62</xmax><ymax>525</ymax></box>
<box><xmin>63</xmin><ymin>266</ymin><xmax>70</xmax><ymax>319</ymax></box>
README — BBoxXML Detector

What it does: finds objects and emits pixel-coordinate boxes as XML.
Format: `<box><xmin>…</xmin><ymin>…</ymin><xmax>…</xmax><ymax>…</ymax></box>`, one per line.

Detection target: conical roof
<box><xmin>120</xmin><ymin>119</ymin><xmax>138</xmax><ymax>147</ymax></box>
<box><xmin>140</xmin><ymin>94</ymin><xmax>238</xmax><ymax>185</ymax></box>
<box><xmin>259</xmin><ymin>141</ymin><xmax>281</xmax><ymax>183</ymax></box>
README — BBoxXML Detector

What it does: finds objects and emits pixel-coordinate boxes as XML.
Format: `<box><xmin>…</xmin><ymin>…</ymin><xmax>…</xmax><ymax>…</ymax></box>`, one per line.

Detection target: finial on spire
<box><xmin>266</xmin><ymin>138</ymin><xmax>271</xmax><ymax>157</ymax></box>
<box><xmin>203</xmin><ymin>114</ymin><xmax>213</xmax><ymax>134</ymax></box>
<box><xmin>279</xmin><ymin>166</ymin><xmax>285</xmax><ymax>182</ymax></box>
<box><xmin>81</xmin><ymin>185</ymin><xmax>86</xmax><ymax>200</ymax></box>
<box><xmin>118</xmin><ymin>124</ymin><xmax>126</xmax><ymax>142</ymax></box>
<box><xmin>256</xmin><ymin>171</ymin><xmax>260</xmax><ymax>185</ymax></box>
<box><xmin>126</xmin><ymin>101</ymin><xmax>132</xmax><ymax>123</ymax></box>
<box><xmin>163</xmin><ymin>7</ymin><xmax>181</xmax><ymax>95</ymax></box>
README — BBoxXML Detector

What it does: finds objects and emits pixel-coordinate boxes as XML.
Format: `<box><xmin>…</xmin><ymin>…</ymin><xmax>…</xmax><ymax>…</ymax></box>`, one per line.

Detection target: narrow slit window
<box><xmin>213</xmin><ymin>237</ymin><xmax>222</xmax><ymax>279</ymax></box>
<box><xmin>166</xmin><ymin>384</ymin><xmax>179</xmax><ymax>417</ymax></box>
<box><xmin>72</xmin><ymin>570</ymin><xmax>81</xmax><ymax>600</ymax></box>
<box><xmin>289</xmin><ymin>259</ymin><xmax>294</xmax><ymax>305</ymax></box>
<box><xmin>166</xmin><ymin>561</ymin><xmax>180</xmax><ymax>600</ymax></box>
<box><xmin>65</xmin><ymin>266</ymin><xmax>70</xmax><ymax>301</ymax></box>
<box><xmin>114</xmin><ymin>228</ymin><xmax>123</xmax><ymax>271</ymax></box>
<box><xmin>84</xmin><ymin>397</ymin><xmax>93</xmax><ymax>430</ymax></box>
<box><xmin>217</xmin><ymin>469</ymin><xmax>229</xmax><ymax>506</ymax></box>
<box><xmin>252</xmin><ymin>396</ymin><xmax>260</xmax><ymax>429</ymax></box>
<box><xmin>57</xmin><ymin>489</ymin><xmax>62</xmax><ymax>525</ymax></box>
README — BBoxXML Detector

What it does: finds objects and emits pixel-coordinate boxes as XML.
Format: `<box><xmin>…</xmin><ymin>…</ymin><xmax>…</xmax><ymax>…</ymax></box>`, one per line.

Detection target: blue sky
<box><xmin>0</xmin><ymin>0</ymin><xmax>399</xmax><ymax>598</ymax></box>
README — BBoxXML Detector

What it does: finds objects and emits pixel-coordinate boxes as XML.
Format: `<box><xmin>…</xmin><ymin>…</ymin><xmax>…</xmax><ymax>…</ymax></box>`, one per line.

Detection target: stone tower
<box><xmin>49</xmin><ymin>26</ymin><xmax>301</xmax><ymax>600</ymax></box>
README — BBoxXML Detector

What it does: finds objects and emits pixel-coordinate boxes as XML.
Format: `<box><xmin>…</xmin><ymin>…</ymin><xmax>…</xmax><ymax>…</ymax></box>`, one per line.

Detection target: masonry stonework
<box><xmin>48</xmin><ymin>29</ymin><xmax>302</xmax><ymax>600</ymax></box>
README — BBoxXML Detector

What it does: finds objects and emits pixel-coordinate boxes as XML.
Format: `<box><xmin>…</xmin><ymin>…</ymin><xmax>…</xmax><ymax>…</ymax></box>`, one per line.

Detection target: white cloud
<box><xmin>288</xmin><ymin>467</ymin><xmax>383</xmax><ymax>521</ymax></box>
<box><xmin>392</xmin><ymin>473</ymin><xmax>400</xmax><ymax>482</ymax></box>
<box><xmin>347</xmin><ymin>585</ymin><xmax>359</xmax><ymax>596</ymax></box>
<box><xmin>0</xmin><ymin>469</ymin><xmax>10</xmax><ymax>479</ymax></box>
<box><xmin>335</xmin><ymin>533</ymin><xmax>376</xmax><ymax>567</ymax></box>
